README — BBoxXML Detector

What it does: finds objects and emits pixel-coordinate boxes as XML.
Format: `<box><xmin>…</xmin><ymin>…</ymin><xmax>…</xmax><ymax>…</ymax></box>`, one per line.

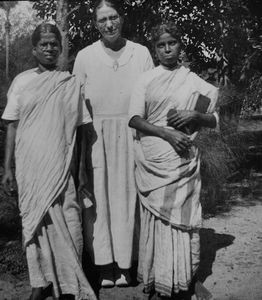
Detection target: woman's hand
<box><xmin>2</xmin><ymin>168</ymin><xmax>16</xmax><ymax>196</ymax></box>
<box><xmin>163</xmin><ymin>128</ymin><xmax>192</xmax><ymax>156</ymax></box>
<box><xmin>129</xmin><ymin>115</ymin><xmax>193</xmax><ymax>156</ymax></box>
<box><xmin>78</xmin><ymin>172</ymin><xmax>93</xmax><ymax>208</ymax></box>
<box><xmin>167</xmin><ymin>109</ymin><xmax>199</xmax><ymax>129</ymax></box>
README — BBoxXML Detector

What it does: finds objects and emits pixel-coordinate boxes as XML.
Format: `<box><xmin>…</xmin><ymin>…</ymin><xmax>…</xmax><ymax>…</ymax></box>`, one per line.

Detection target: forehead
<box><xmin>156</xmin><ymin>32</ymin><xmax>179</xmax><ymax>43</ymax></box>
<box><xmin>96</xmin><ymin>4</ymin><xmax>118</xmax><ymax>19</ymax></box>
<box><xmin>38</xmin><ymin>32</ymin><xmax>59</xmax><ymax>43</ymax></box>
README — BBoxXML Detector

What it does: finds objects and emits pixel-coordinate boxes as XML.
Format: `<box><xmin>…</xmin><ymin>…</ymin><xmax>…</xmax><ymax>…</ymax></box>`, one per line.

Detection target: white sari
<box><xmin>129</xmin><ymin>65</ymin><xmax>218</xmax><ymax>296</ymax></box>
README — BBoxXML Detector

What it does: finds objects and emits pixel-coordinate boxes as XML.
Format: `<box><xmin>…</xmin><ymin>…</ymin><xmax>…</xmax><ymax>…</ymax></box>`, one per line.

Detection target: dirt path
<box><xmin>203</xmin><ymin>204</ymin><xmax>262</xmax><ymax>300</ymax></box>
<box><xmin>1</xmin><ymin>175</ymin><xmax>262</xmax><ymax>300</ymax></box>
<box><xmin>99</xmin><ymin>181</ymin><xmax>262</xmax><ymax>300</ymax></box>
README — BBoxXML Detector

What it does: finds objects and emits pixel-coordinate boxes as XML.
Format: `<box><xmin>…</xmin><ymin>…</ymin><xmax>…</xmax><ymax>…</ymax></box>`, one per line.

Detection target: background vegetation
<box><xmin>0</xmin><ymin>0</ymin><xmax>261</xmax><ymax>212</ymax></box>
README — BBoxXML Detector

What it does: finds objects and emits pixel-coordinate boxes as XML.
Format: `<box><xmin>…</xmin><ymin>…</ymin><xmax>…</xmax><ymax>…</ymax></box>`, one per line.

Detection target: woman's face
<box><xmin>95</xmin><ymin>4</ymin><xmax>123</xmax><ymax>44</ymax></box>
<box><xmin>33</xmin><ymin>32</ymin><xmax>61</xmax><ymax>67</ymax></box>
<box><xmin>155</xmin><ymin>32</ymin><xmax>181</xmax><ymax>69</ymax></box>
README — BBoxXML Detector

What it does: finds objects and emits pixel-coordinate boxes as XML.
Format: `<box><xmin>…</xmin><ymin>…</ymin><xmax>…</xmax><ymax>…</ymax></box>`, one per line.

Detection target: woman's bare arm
<box><xmin>167</xmin><ymin>110</ymin><xmax>217</xmax><ymax>129</ymax></box>
<box><xmin>129</xmin><ymin>115</ymin><xmax>192</xmax><ymax>155</ymax></box>
<box><xmin>2</xmin><ymin>121</ymin><xmax>17</xmax><ymax>193</ymax></box>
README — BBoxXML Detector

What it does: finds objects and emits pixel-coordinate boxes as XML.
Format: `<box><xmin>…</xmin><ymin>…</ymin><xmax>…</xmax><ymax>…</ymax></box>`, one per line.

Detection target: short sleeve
<box><xmin>2</xmin><ymin>78</ymin><xmax>21</xmax><ymax>120</ymax></box>
<box><xmin>143</xmin><ymin>48</ymin><xmax>154</xmax><ymax>72</ymax></box>
<box><xmin>73</xmin><ymin>52</ymin><xmax>86</xmax><ymax>86</ymax></box>
<box><xmin>128</xmin><ymin>75</ymin><xmax>147</xmax><ymax>121</ymax></box>
<box><xmin>77</xmin><ymin>85</ymin><xmax>92</xmax><ymax>126</ymax></box>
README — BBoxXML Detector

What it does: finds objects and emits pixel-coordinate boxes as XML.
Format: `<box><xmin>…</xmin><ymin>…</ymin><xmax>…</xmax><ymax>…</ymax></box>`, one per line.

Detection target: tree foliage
<box><xmin>0</xmin><ymin>2</ymin><xmax>40</xmax><ymax>107</ymax></box>
<box><xmin>0</xmin><ymin>1</ymin><xmax>39</xmax><ymax>42</ymax></box>
<box><xmin>31</xmin><ymin>0</ymin><xmax>261</xmax><ymax>85</ymax></box>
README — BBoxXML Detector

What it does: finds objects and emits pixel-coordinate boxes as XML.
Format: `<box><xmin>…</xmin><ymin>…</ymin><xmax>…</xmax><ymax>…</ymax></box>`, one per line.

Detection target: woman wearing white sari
<box><xmin>129</xmin><ymin>22</ymin><xmax>218</xmax><ymax>299</ymax></box>
<box><xmin>1</xmin><ymin>23</ymin><xmax>96</xmax><ymax>300</ymax></box>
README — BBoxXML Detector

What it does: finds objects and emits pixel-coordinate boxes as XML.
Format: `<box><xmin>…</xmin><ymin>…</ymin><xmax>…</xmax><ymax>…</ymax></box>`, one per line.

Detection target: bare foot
<box><xmin>195</xmin><ymin>281</ymin><xmax>212</xmax><ymax>300</ymax></box>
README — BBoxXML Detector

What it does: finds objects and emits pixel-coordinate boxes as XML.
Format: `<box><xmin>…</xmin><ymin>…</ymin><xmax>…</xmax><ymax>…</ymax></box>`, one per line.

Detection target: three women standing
<box><xmin>73</xmin><ymin>0</ymin><xmax>154</xmax><ymax>287</ymax></box>
<box><xmin>1</xmin><ymin>7</ymin><xmax>217</xmax><ymax>300</ymax></box>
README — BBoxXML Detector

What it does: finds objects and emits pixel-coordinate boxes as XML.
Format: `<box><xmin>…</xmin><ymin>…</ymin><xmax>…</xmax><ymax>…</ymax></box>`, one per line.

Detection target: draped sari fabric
<box><xmin>130</xmin><ymin>66</ymin><xmax>218</xmax><ymax>296</ymax></box>
<box><xmin>134</xmin><ymin>66</ymin><xmax>217</xmax><ymax>229</ymax></box>
<box><xmin>16</xmin><ymin>71</ymin><xmax>80</xmax><ymax>244</ymax></box>
<box><xmin>14</xmin><ymin>70</ymin><xmax>97</xmax><ymax>300</ymax></box>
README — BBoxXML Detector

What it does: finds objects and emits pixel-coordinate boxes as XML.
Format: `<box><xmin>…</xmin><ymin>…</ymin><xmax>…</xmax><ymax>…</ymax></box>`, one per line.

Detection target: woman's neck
<box><xmin>37</xmin><ymin>63</ymin><xmax>57</xmax><ymax>73</ymax></box>
<box><xmin>161</xmin><ymin>62</ymin><xmax>180</xmax><ymax>71</ymax></box>
<box><xmin>101</xmin><ymin>37</ymin><xmax>126</xmax><ymax>51</ymax></box>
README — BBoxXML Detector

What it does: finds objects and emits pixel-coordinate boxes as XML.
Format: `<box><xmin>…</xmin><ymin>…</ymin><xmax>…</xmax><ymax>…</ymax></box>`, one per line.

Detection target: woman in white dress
<box><xmin>73</xmin><ymin>0</ymin><xmax>154</xmax><ymax>287</ymax></box>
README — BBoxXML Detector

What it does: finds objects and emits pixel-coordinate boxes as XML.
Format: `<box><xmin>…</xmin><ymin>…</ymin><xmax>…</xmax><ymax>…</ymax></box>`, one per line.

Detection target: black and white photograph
<box><xmin>0</xmin><ymin>1</ymin><xmax>261</xmax><ymax>299</ymax></box>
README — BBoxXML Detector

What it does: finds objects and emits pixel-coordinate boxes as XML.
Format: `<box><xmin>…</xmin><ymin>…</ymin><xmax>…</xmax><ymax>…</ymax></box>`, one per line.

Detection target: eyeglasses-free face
<box><xmin>155</xmin><ymin>32</ymin><xmax>181</xmax><ymax>69</ymax></box>
<box><xmin>33</xmin><ymin>32</ymin><xmax>61</xmax><ymax>67</ymax></box>
<box><xmin>95</xmin><ymin>4</ymin><xmax>123</xmax><ymax>44</ymax></box>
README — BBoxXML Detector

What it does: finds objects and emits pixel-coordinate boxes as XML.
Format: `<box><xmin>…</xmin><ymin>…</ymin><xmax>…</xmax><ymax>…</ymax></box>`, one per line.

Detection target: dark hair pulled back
<box><xmin>151</xmin><ymin>21</ymin><xmax>182</xmax><ymax>46</ymax></box>
<box><xmin>92</xmin><ymin>0</ymin><xmax>124</xmax><ymax>21</ymax></box>
<box><xmin>31</xmin><ymin>23</ymin><xmax>62</xmax><ymax>49</ymax></box>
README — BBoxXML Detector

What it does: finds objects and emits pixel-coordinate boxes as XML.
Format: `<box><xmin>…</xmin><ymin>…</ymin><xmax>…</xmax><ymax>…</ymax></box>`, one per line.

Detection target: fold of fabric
<box><xmin>84</xmin><ymin>115</ymin><xmax>137</xmax><ymax>268</ymax></box>
<box><xmin>27</xmin><ymin>176</ymin><xmax>97</xmax><ymax>300</ymax></box>
<box><xmin>15</xmin><ymin>70</ymin><xmax>80</xmax><ymax>245</ymax></box>
<box><xmin>134</xmin><ymin>67</ymin><xmax>218</xmax><ymax>229</ymax></box>
<box><xmin>137</xmin><ymin>205</ymin><xmax>200</xmax><ymax>297</ymax></box>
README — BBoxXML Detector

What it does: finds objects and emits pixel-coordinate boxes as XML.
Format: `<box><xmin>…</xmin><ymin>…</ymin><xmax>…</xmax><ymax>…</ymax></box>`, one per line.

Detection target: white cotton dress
<box><xmin>73</xmin><ymin>40</ymin><xmax>154</xmax><ymax>268</ymax></box>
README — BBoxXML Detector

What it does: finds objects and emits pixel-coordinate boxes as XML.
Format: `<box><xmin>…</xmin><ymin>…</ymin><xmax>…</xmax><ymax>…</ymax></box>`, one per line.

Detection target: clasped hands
<box><xmin>165</xmin><ymin>109</ymin><xmax>198</xmax><ymax>156</ymax></box>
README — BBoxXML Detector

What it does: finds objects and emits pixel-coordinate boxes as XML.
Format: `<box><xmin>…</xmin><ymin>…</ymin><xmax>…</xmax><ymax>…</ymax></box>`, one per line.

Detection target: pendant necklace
<box><xmin>113</xmin><ymin>60</ymin><xmax>119</xmax><ymax>71</ymax></box>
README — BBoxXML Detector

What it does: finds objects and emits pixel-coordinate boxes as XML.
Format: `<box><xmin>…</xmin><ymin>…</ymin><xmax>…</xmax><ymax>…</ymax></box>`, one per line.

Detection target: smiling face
<box><xmin>95</xmin><ymin>4</ymin><xmax>123</xmax><ymax>44</ymax></box>
<box><xmin>155</xmin><ymin>32</ymin><xmax>181</xmax><ymax>69</ymax></box>
<box><xmin>32</xmin><ymin>32</ymin><xmax>61</xmax><ymax>68</ymax></box>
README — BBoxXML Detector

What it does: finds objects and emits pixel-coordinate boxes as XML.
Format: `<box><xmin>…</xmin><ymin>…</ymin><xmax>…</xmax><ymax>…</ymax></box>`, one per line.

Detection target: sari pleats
<box><xmin>138</xmin><ymin>205</ymin><xmax>200</xmax><ymax>297</ymax></box>
<box><xmin>135</xmin><ymin>67</ymin><xmax>217</xmax><ymax>296</ymax></box>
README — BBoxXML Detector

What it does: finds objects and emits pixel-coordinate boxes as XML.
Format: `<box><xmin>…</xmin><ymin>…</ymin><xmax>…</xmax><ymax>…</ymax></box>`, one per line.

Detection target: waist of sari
<box><xmin>134</xmin><ymin>135</ymin><xmax>199</xmax><ymax>194</ymax></box>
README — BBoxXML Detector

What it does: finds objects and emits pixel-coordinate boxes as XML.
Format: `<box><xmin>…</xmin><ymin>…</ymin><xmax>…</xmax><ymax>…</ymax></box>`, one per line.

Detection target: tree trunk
<box><xmin>5</xmin><ymin>11</ymin><xmax>10</xmax><ymax>81</ymax></box>
<box><xmin>56</xmin><ymin>0</ymin><xmax>69</xmax><ymax>71</ymax></box>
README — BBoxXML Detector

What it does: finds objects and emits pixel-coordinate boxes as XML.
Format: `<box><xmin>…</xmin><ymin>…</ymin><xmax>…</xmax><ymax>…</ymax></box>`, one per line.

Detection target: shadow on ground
<box><xmin>198</xmin><ymin>228</ymin><xmax>235</xmax><ymax>283</ymax></box>
<box><xmin>80</xmin><ymin>228</ymin><xmax>235</xmax><ymax>300</ymax></box>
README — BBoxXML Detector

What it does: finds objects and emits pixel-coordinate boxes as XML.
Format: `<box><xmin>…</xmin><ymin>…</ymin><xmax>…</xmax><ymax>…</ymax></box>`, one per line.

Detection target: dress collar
<box><xmin>93</xmin><ymin>40</ymin><xmax>135</xmax><ymax>70</ymax></box>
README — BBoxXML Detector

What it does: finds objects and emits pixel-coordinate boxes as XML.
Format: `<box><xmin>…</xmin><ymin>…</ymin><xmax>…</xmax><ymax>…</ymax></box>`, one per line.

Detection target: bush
<box><xmin>196</xmin><ymin>84</ymin><xmax>249</xmax><ymax>215</ymax></box>
<box><xmin>241</xmin><ymin>74</ymin><xmax>262</xmax><ymax>118</ymax></box>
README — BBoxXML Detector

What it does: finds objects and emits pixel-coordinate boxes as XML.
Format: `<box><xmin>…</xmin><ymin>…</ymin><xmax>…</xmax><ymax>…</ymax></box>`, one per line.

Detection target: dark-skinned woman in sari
<box><xmin>129</xmin><ymin>22</ymin><xmax>218</xmax><ymax>300</ymax></box>
<box><xmin>1</xmin><ymin>23</ymin><xmax>97</xmax><ymax>300</ymax></box>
